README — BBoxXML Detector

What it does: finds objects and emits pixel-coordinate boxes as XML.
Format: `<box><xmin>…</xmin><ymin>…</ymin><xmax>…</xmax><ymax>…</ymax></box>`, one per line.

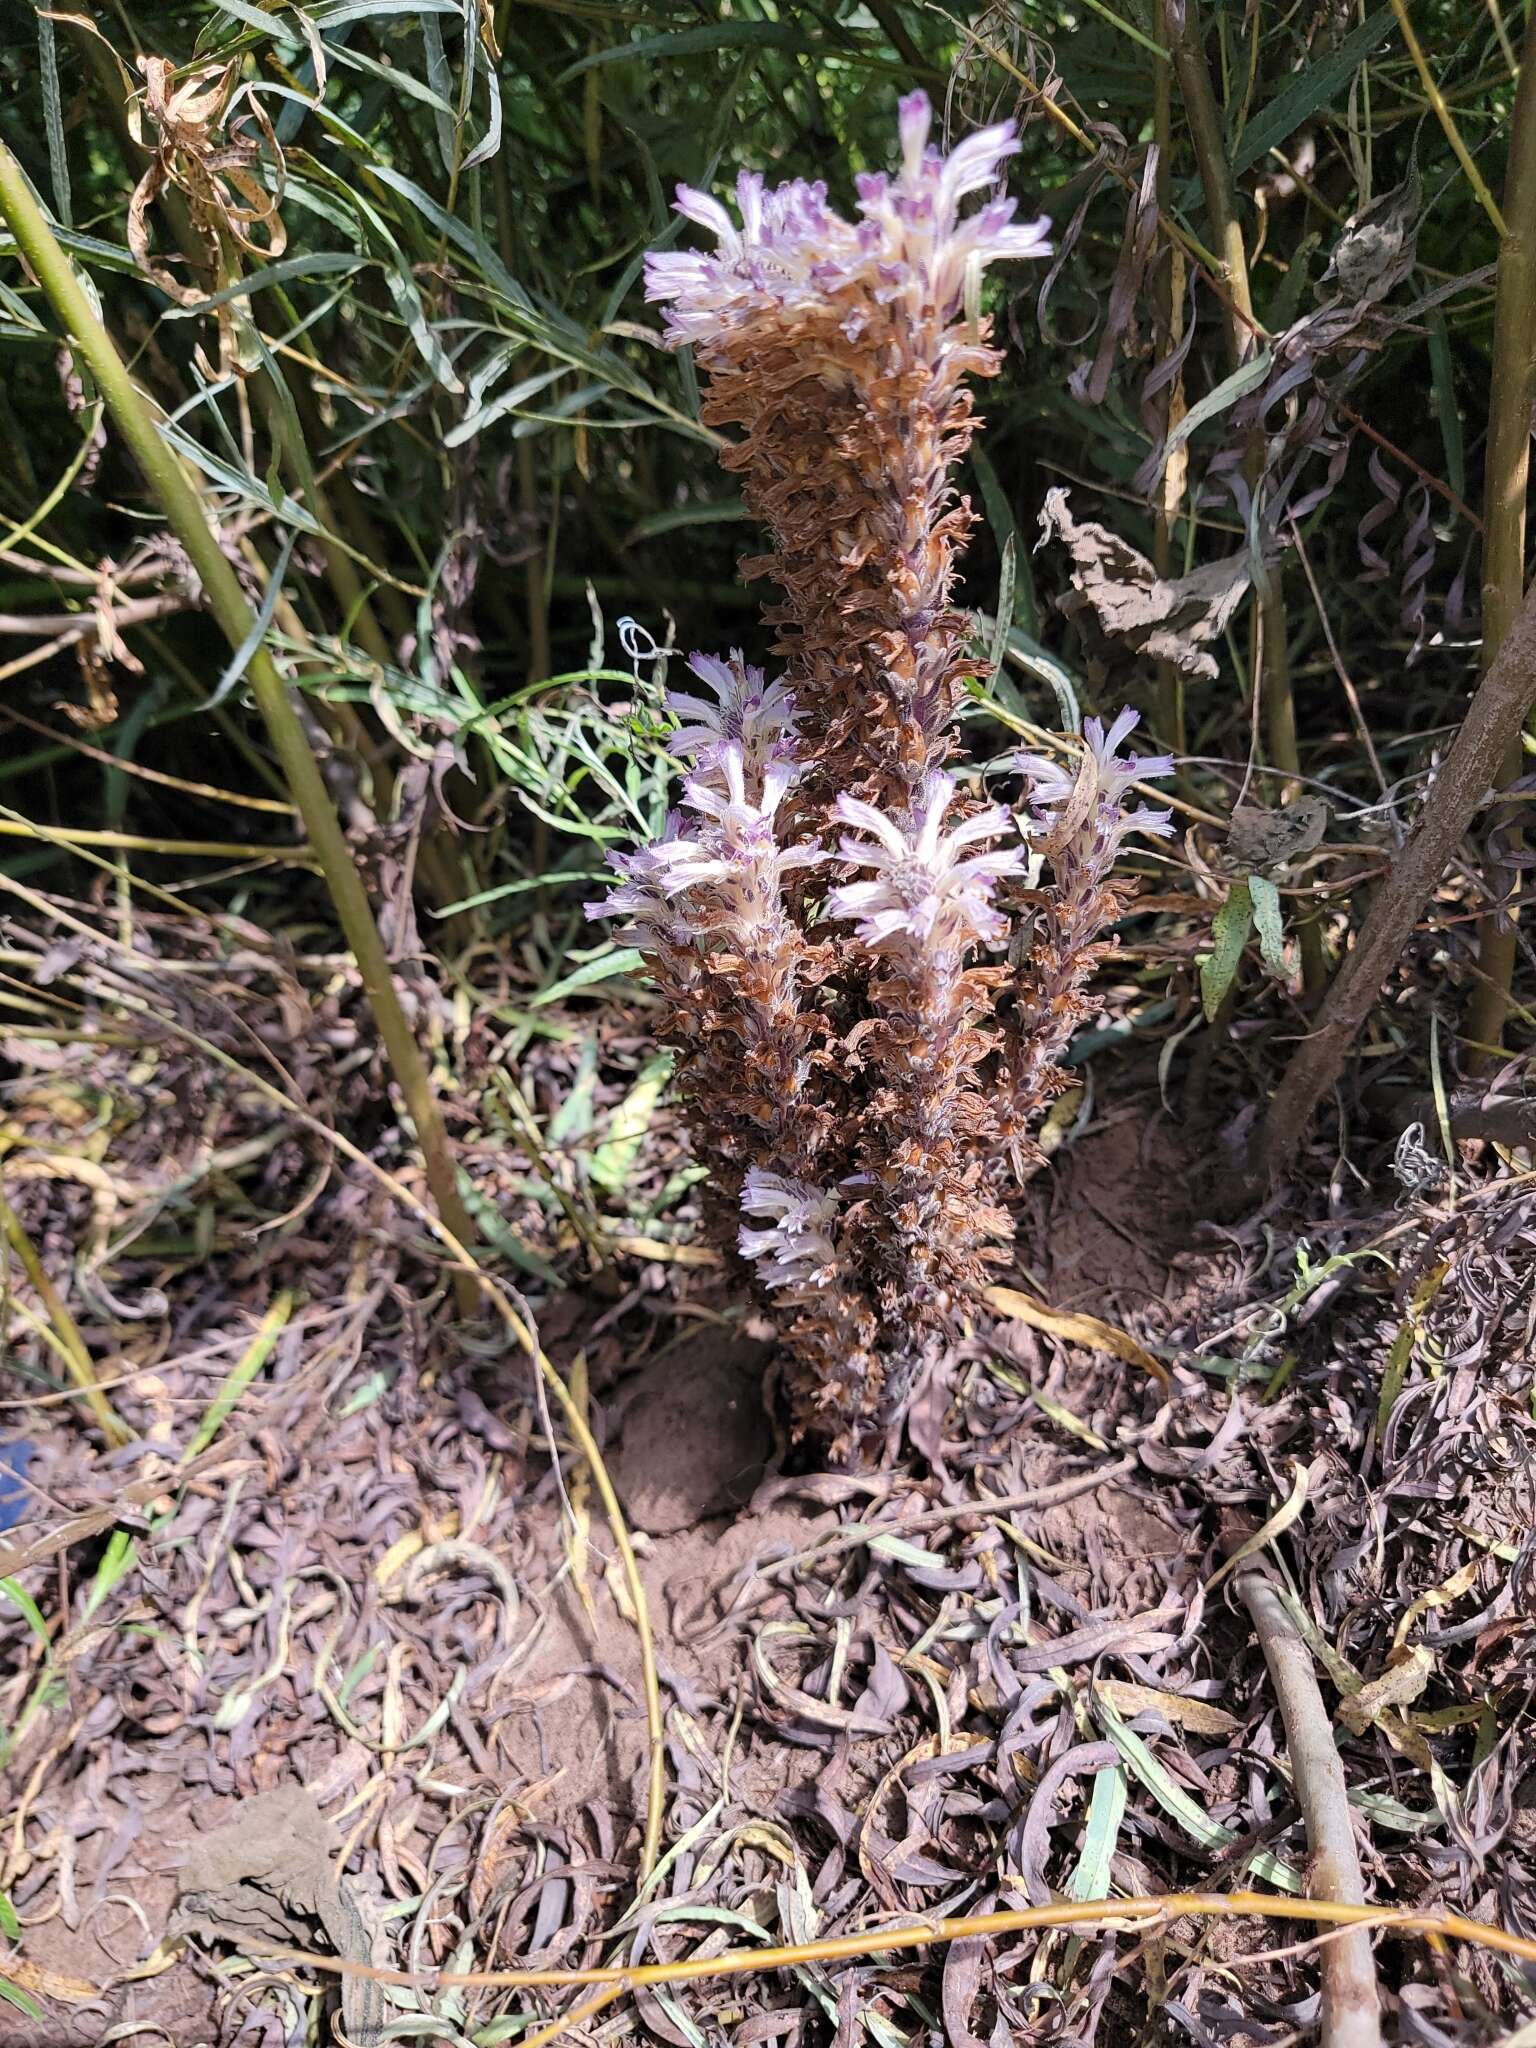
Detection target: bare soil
<box><xmin>5</xmin><ymin>1099</ymin><xmax>1531</xmax><ymax>2046</ymax></box>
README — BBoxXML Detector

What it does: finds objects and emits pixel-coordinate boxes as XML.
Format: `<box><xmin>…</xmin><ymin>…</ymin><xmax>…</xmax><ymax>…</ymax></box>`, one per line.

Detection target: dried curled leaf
<box><xmin>127</xmin><ymin>57</ymin><xmax>286</xmax><ymax>313</ymax></box>
<box><xmin>1039</xmin><ymin>487</ymin><xmax>1253</xmax><ymax>682</ymax></box>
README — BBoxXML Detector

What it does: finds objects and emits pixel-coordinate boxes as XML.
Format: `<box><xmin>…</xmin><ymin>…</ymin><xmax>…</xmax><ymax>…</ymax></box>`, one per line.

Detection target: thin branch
<box><xmin>1238</xmin><ymin>1570</ymin><xmax>1382</xmax><ymax>2048</ymax></box>
<box><xmin>0</xmin><ymin>138</ymin><xmax>480</xmax><ymax>1317</ymax></box>
<box><xmin>1465</xmin><ymin>0</ymin><xmax>1536</xmax><ymax>1060</ymax></box>
<box><xmin>1260</xmin><ymin>572</ymin><xmax>1536</xmax><ymax>1178</ymax></box>
<box><xmin>245</xmin><ymin>1887</ymin><xmax>1536</xmax><ymax>1994</ymax></box>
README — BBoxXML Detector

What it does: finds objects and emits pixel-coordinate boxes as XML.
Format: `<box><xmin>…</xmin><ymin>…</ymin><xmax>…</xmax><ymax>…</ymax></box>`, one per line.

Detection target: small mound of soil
<box><xmin>611</xmin><ymin>1331</ymin><xmax>773</xmax><ymax>1535</ymax></box>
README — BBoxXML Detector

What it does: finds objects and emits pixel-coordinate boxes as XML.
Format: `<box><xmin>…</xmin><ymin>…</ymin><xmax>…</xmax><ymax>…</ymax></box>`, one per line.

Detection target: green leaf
<box><xmin>973</xmin><ymin>442</ymin><xmax>1039</xmax><ymax>636</ymax></box>
<box><xmin>311</xmin><ymin>0</ymin><xmax>460</xmax><ymax>23</ymax></box>
<box><xmin>210</xmin><ymin>529</ymin><xmax>297</xmax><ymax>705</ymax></box>
<box><xmin>82</xmin><ymin>1530</ymin><xmax>139</xmax><ymax>1623</ymax></box>
<box><xmin>1094</xmin><ymin>1692</ymin><xmax>1303</xmax><ymax>1891</ymax></box>
<box><xmin>591</xmin><ymin>1052</ymin><xmax>673</xmax><ymax>1193</ymax></box>
<box><xmin>162</xmin><ymin>252</ymin><xmax>367</xmax><ymax>317</ymax></box>
<box><xmin>1231</xmin><ymin>10</ymin><xmax>1393</xmax><ymax>177</ymax></box>
<box><xmin>1200</xmin><ymin>880</ymin><xmax>1253</xmax><ymax>1021</ymax></box>
<box><xmin>1005</xmin><ymin>627</ymin><xmax>1082</xmax><ymax>732</ymax></box>
<box><xmin>529</xmin><ymin>948</ymin><xmax>645</xmax><ymax>1007</ymax></box>
<box><xmin>1248</xmin><ymin>874</ymin><xmax>1289</xmax><ymax>979</ymax></box>
<box><xmin>185</xmin><ymin>1294</ymin><xmax>293</xmax><ymax>1462</ymax></box>
<box><xmin>1165</xmin><ymin>351</ymin><xmax>1274</xmax><ymax>457</ymax></box>
<box><xmin>38</xmin><ymin>8</ymin><xmax>70</xmax><ymax>229</ymax></box>
<box><xmin>1426</xmin><ymin>307</ymin><xmax>1465</xmax><ymax>506</ymax></box>
<box><xmin>455</xmin><ymin>1170</ymin><xmax>558</xmax><ymax>1282</ymax></box>
<box><xmin>1068</xmin><ymin>1764</ymin><xmax>1128</xmax><ymax>1901</ymax></box>
<box><xmin>0</xmin><ymin>1578</ymin><xmax>50</xmax><ymax>1654</ymax></box>
<box><xmin>556</xmin><ymin>22</ymin><xmax>800</xmax><ymax>83</ymax></box>
<box><xmin>0</xmin><ymin>1978</ymin><xmax>44</xmax><ymax>2024</ymax></box>
<box><xmin>0</xmin><ymin>1892</ymin><xmax>19</xmax><ymax>1941</ymax></box>
<box><xmin>626</xmin><ymin>499</ymin><xmax>750</xmax><ymax>542</ymax></box>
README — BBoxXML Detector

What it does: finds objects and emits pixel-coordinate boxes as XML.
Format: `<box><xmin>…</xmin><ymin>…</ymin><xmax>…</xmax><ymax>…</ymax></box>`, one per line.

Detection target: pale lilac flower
<box><xmin>586</xmin><ymin>745</ymin><xmax>822</xmax><ymax>948</ymax></box>
<box><xmin>827</xmin><ymin>771</ymin><xmax>1026</xmax><ymax>952</ymax></box>
<box><xmin>585</xmin><ymin>822</ymin><xmax>700</xmax><ymax>948</ymax></box>
<box><xmin>644</xmin><ymin>90</ymin><xmax>1050</xmax><ymax>349</ymax></box>
<box><xmin>738</xmin><ymin>1168</ymin><xmax>841</xmax><ymax>1291</ymax></box>
<box><xmin>666</xmin><ymin>650</ymin><xmax>800</xmax><ymax>779</ymax></box>
<box><xmin>1014</xmin><ymin>709</ymin><xmax>1175</xmax><ymax>854</ymax></box>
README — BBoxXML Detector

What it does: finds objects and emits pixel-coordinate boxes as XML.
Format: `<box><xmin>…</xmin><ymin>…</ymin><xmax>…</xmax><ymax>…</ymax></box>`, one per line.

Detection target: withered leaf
<box><xmin>1039</xmin><ymin>488</ymin><xmax>1253</xmax><ymax>681</ymax></box>
<box><xmin>1226</xmin><ymin>797</ymin><xmax>1329</xmax><ymax>871</ymax></box>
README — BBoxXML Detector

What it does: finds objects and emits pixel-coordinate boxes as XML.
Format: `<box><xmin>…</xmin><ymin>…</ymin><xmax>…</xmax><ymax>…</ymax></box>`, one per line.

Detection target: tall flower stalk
<box><xmin>592</xmin><ymin>97</ymin><xmax>1170</xmax><ymax>1459</ymax></box>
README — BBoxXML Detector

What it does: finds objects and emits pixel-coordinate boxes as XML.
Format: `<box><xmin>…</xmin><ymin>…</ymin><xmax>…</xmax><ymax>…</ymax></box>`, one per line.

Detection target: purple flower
<box><xmin>666</xmin><ymin>650</ymin><xmax>800</xmax><ymax>779</ymax></box>
<box><xmin>1014</xmin><ymin>708</ymin><xmax>1175</xmax><ymax>854</ymax></box>
<box><xmin>738</xmin><ymin>1168</ymin><xmax>841</xmax><ymax>1291</ymax></box>
<box><xmin>586</xmin><ymin>744</ymin><xmax>823</xmax><ymax>948</ymax></box>
<box><xmin>644</xmin><ymin>90</ymin><xmax>1050</xmax><ymax>350</ymax></box>
<box><xmin>826</xmin><ymin>771</ymin><xmax>1026</xmax><ymax>952</ymax></box>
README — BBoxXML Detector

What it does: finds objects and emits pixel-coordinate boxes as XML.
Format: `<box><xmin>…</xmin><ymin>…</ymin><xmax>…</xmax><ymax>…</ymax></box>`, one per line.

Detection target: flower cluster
<box><xmin>645</xmin><ymin>91</ymin><xmax>1051</xmax><ymax>803</ymax></box>
<box><xmin>1003</xmin><ymin>712</ymin><xmax>1175</xmax><ymax>1137</ymax></box>
<box><xmin>592</xmin><ymin>98</ymin><xmax>1168</xmax><ymax>1459</ymax></box>
<box><xmin>829</xmin><ymin>774</ymin><xmax>1026</xmax><ymax>955</ymax></box>
<box><xmin>646</xmin><ymin>93</ymin><xmax>1051</xmax><ymax>350</ymax></box>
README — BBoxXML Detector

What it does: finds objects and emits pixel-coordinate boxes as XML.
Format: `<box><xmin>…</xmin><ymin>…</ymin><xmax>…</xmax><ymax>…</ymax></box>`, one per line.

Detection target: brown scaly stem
<box><xmin>0</xmin><ymin>140</ymin><xmax>480</xmax><ymax>1317</ymax></box>
<box><xmin>610</xmin><ymin>101</ymin><xmax>1169</xmax><ymax>1454</ymax></box>
<box><xmin>1465</xmin><ymin>6</ymin><xmax>1536</xmax><ymax>1063</ymax></box>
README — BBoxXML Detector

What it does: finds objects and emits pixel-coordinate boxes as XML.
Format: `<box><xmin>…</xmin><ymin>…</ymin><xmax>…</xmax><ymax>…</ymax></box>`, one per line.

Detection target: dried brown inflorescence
<box><xmin>592</xmin><ymin>95</ymin><xmax>1173</xmax><ymax>1459</ymax></box>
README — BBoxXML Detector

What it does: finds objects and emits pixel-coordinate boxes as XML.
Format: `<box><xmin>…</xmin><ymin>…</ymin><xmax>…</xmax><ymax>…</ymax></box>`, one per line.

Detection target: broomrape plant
<box><xmin>591</xmin><ymin>94</ymin><xmax>1172</xmax><ymax>1460</ymax></box>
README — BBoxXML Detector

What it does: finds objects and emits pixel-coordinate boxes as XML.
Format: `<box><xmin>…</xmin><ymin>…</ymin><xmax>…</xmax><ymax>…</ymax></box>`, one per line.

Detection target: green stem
<box><xmin>0</xmin><ymin>1191</ymin><xmax>131</xmax><ymax>1446</ymax></box>
<box><xmin>1151</xmin><ymin>31</ymin><xmax>1188</xmax><ymax>773</ymax></box>
<box><xmin>1466</xmin><ymin>8</ymin><xmax>1536</xmax><ymax>1064</ymax></box>
<box><xmin>0</xmin><ymin>141</ymin><xmax>479</xmax><ymax>1316</ymax></box>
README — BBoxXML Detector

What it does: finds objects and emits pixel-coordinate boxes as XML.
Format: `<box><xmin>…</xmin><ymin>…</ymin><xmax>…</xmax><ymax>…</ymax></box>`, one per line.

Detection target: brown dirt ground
<box><xmin>1</xmin><ymin>1108</ymin><xmax>1221</xmax><ymax>2046</ymax></box>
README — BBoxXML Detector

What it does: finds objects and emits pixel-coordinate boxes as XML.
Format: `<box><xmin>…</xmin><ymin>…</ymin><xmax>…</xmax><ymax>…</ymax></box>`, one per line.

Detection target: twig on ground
<box><xmin>248</xmin><ymin>1887</ymin><xmax>1536</xmax><ymax>1995</ymax></box>
<box><xmin>1237</xmin><ymin>1568</ymin><xmax>1383</xmax><ymax>2048</ymax></box>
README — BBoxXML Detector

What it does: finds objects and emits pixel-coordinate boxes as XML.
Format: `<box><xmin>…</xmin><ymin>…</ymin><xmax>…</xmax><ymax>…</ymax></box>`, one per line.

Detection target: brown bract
<box><xmin>700</xmin><ymin>300</ymin><xmax>998</xmax><ymax>808</ymax></box>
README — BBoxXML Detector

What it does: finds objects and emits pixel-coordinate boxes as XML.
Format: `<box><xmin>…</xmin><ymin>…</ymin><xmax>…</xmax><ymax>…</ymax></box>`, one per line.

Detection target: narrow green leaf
<box><xmin>530</xmin><ymin>948</ymin><xmax>645</xmax><ymax>1006</ymax></box>
<box><xmin>1068</xmin><ymin>1764</ymin><xmax>1128</xmax><ymax>1901</ymax></box>
<box><xmin>1006</xmin><ymin>626</ymin><xmax>1081</xmax><ymax>733</ymax></box>
<box><xmin>79</xmin><ymin>1528</ymin><xmax>139</xmax><ymax>1624</ymax></box>
<box><xmin>1094</xmin><ymin>1692</ymin><xmax>1303</xmax><ymax>1891</ymax></box>
<box><xmin>185</xmin><ymin>1293</ymin><xmax>293</xmax><ymax>1461</ymax></box>
<box><xmin>591</xmin><ymin>1052</ymin><xmax>673</xmax><ymax>1193</ymax></box>
<box><xmin>1248</xmin><ymin>874</ymin><xmax>1289</xmax><ymax>979</ymax></box>
<box><xmin>1165</xmin><ymin>351</ymin><xmax>1274</xmax><ymax>457</ymax></box>
<box><xmin>311</xmin><ymin>0</ymin><xmax>460</xmax><ymax>23</ymax></box>
<box><xmin>37</xmin><ymin>9</ymin><xmax>70</xmax><ymax>228</ymax></box>
<box><xmin>163</xmin><ymin>252</ymin><xmax>367</xmax><ymax>317</ymax></box>
<box><xmin>1426</xmin><ymin>307</ymin><xmax>1465</xmax><ymax>505</ymax></box>
<box><xmin>626</xmin><ymin>499</ymin><xmax>750</xmax><ymax>542</ymax></box>
<box><xmin>0</xmin><ymin>1978</ymin><xmax>44</xmax><ymax>2024</ymax></box>
<box><xmin>0</xmin><ymin>1578</ymin><xmax>49</xmax><ymax>1652</ymax></box>
<box><xmin>1231</xmin><ymin>10</ymin><xmax>1392</xmax><ymax>177</ymax></box>
<box><xmin>556</xmin><ymin>22</ymin><xmax>799</xmax><ymax>83</ymax></box>
<box><xmin>0</xmin><ymin>1891</ymin><xmax>20</xmax><ymax>1940</ymax></box>
<box><xmin>1200</xmin><ymin>880</ymin><xmax>1253</xmax><ymax>1021</ymax></box>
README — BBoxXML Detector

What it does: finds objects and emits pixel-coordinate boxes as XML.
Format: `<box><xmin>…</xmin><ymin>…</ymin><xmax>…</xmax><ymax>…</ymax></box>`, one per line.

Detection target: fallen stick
<box><xmin>1238</xmin><ymin>1569</ymin><xmax>1382</xmax><ymax>2048</ymax></box>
